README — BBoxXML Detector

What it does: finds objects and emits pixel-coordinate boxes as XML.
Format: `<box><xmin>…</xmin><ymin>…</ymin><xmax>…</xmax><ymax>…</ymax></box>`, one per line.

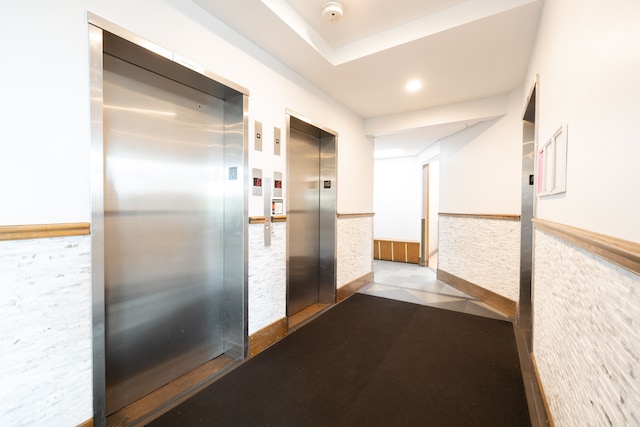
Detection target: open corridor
<box><xmin>361</xmin><ymin>260</ymin><xmax>509</xmax><ymax>321</ymax></box>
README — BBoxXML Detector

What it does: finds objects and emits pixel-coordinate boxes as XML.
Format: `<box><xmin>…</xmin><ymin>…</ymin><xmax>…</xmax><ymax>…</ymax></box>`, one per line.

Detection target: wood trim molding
<box><xmin>76</xmin><ymin>419</ymin><xmax>94</xmax><ymax>427</ymax></box>
<box><xmin>337</xmin><ymin>272</ymin><xmax>374</xmax><ymax>302</ymax></box>
<box><xmin>439</xmin><ymin>212</ymin><xmax>521</xmax><ymax>221</ymax></box>
<box><xmin>374</xmin><ymin>238</ymin><xmax>420</xmax><ymax>243</ymax></box>
<box><xmin>271</xmin><ymin>215</ymin><xmax>287</xmax><ymax>223</ymax></box>
<box><xmin>336</xmin><ymin>212</ymin><xmax>375</xmax><ymax>219</ymax></box>
<box><xmin>249</xmin><ymin>318</ymin><xmax>287</xmax><ymax>358</ymax></box>
<box><xmin>512</xmin><ymin>323</ymin><xmax>552</xmax><ymax>427</ymax></box>
<box><xmin>531</xmin><ymin>353</ymin><xmax>556</xmax><ymax>427</ymax></box>
<box><xmin>0</xmin><ymin>222</ymin><xmax>90</xmax><ymax>241</ymax></box>
<box><xmin>533</xmin><ymin>218</ymin><xmax>640</xmax><ymax>275</ymax></box>
<box><xmin>436</xmin><ymin>269</ymin><xmax>517</xmax><ymax>319</ymax></box>
<box><xmin>248</xmin><ymin>216</ymin><xmax>267</xmax><ymax>224</ymax></box>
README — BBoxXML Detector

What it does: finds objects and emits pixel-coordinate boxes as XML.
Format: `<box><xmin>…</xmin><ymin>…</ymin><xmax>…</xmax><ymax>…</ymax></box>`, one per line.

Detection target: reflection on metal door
<box><xmin>288</xmin><ymin>126</ymin><xmax>321</xmax><ymax>314</ymax></box>
<box><xmin>103</xmin><ymin>54</ymin><xmax>225</xmax><ymax>414</ymax></box>
<box><xmin>287</xmin><ymin>116</ymin><xmax>336</xmax><ymax>316</ymax></box>
<box><xmin>520</xmin><ymin>84</ymin><xmax>537</xmax><ymax>350</ymax></box>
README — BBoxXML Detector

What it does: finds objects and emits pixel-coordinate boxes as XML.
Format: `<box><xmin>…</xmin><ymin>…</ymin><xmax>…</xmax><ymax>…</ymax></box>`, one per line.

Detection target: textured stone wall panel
<box><xmin>534</xmin><ymin>230</ymin><xmax>640</xmax><ymax>426</ymax></box>
<box><xmin>337</xmin><ymin>216</ymin><xmax>373</xmax><ymax>288</ymax></box>
<box><xmin>248</xmin><ymin>222</ymin><xmax>286</xmax><ymax>335</ymax></box>
<box><xmin>439</xmin><ymin>215</ymin><xmax>520</xmax><ymax>301</ymax></box>
<box><xmin>0</xmin><ymin>235</ymin><xmax>93</xmax><ymax>426</ymax></box>
<box><xmin>249</xmin><ymin>217</ymin><xmax>373</xmax><ymax>332</ymax></box>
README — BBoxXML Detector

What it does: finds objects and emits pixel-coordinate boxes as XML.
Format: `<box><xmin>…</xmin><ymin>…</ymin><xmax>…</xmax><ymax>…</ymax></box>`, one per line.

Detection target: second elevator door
<box><xmin>288</xmin><ymin>125</ymin><xmax>321</xmax><ymax>315</ymax></box>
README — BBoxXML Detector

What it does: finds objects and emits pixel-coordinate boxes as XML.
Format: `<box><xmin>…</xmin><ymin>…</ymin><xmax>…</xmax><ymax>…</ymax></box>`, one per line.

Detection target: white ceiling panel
<box><xmin>192</xmin><ymin>0</ymin><xmax>543</xmax><ymax>154</ymax></box>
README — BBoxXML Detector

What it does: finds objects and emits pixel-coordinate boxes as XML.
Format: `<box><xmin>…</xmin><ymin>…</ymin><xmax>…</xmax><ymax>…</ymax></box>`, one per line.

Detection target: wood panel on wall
<box><xmin>392</xmin><ymin>242</ymin><xmax>406</xmax><ymax>262</ymax></box>
<box><xmin>379</xmin><ymin>240</ymin><xmax>393</xmax><ymax>261</ymax></box>
<box><xmin>373</xmin><ymin>239</ymin><xmax>420</xmax><ymax>264</ymax></box>
<box><xmin>406</xmin><ymin>242</ymin><xmax>420</xmax><ymax>264</ymax></box>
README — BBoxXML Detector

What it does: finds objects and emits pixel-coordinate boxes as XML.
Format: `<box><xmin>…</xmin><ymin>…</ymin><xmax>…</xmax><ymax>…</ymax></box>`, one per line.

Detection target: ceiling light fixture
<box><xmin>322</xmin><ymin>2</ymin><xmax>344</xmax><ymax>23</ymax></box>
<box><xmin>406</xmin><ymin>80</ymin><xmax>422</xmax><ymax>92</ymax></box>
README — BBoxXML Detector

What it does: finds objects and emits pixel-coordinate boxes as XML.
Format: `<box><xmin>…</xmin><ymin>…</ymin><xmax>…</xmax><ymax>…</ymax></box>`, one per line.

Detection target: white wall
<box><xmin>439</xmin><ymin>91</ymin><xmax>522</xmax><ymax>215</ymax></box>
<box><xmin>373</xmin><ymin>156</ymin><xmax>421</xmax><ymax>241</ymax></box>
<box><xmin>0</xmin><ymin>1</ymin><xmax>91</xmax><ymax>225</ymax></box>
<box><xmin>527</xmin><ymin>0</ymin><xmax>640</xmax><ymax>242</ymax></box>
<box><xmin>372</xmin><ymin>143</ymin><xmax>440</xmax><ymax>262</ymax></box>
<box><xmin>525</xmin><ymin>1</ymin><xmax>640</xmax><ymax>424</ymax></box>
<box><xmin>435</xmin><ymin>90</ymin><xmax>522</xmax><ymax>299</ymax></box>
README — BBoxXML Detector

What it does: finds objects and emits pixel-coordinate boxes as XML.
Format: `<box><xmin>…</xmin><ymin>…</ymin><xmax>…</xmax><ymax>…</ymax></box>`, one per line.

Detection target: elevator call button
<box><xmin>324</xmin><ymin>180</ymin><xmax>332</xmax><ymax>189</ymax></box>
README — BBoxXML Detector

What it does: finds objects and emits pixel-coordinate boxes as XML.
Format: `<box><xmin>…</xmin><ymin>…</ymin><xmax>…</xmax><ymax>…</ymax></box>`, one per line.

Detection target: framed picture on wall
<box><xmin>537</xmin><ymin>123</ymin><xmax>568</xmax><ymax>196</ymax></box>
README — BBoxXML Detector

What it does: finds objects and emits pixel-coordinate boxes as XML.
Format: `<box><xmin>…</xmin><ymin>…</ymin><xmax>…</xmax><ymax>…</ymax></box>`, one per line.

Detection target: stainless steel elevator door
<box><xmin>103</xmin><ymin>54</ymin><xmax>226</xmax><ymax>414</ymax></box>
<box><xmin>288</xmin><ymin>127</ymin><xmax>321</xmax><ymax>315</ymax></box>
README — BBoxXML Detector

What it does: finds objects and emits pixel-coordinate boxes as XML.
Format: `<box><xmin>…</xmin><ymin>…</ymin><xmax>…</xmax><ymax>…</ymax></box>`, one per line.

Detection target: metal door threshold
<box><xmin>288</xmin><ymin>303</ymin><xmax>332</xmax><ymax>332</ymax></box>
<box><xmin>106</xmin><ymin>355</ymin><xmax>240</xmax><ymax>426</ymax></box>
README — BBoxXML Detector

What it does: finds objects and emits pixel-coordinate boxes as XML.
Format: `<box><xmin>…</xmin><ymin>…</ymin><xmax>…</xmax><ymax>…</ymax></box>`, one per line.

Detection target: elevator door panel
<box><xmin>103</xmin><ymin>54</ymin><xmax>225</xmax><ymax>414</ymax></box>
<box><xmin>288</xmin><ymin>127</ymin><xmax>321</xmax><ymax>315</ymax></box>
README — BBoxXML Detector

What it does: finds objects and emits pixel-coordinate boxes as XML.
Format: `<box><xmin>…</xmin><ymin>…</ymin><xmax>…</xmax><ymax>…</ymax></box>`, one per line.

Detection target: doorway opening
<box><xmin>421</xmin><ymin>160</ymin><xmax>440</xmax><ymax>268</ymax></box>
<box><xmin>90</xmin><ymin>22</ymin><xmax>247</xmax><ymax>423</ymax></box>
<box><xmin>520</xmin><ymin>83</ymin><xmax>537</xmax><ymax>349</ymax></box>
<box><xmin>286</xmin><ymin>115</ymin><xmax>337</xmax><ymax>319</ymax></box>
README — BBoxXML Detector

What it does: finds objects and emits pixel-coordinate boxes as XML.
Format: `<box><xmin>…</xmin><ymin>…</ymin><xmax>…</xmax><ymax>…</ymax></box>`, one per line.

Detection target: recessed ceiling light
<box><xmin>406</xmin><ymin>80</ymin><xmax>422</xmax><ymax>92</ymax></box>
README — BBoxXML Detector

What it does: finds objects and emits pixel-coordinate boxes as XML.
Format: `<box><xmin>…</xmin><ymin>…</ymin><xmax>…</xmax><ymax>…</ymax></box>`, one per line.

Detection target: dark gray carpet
<box><xmin>150</xmin><ymin>293</ymin><xmax>530</xmax><ymax>426</ymax></box>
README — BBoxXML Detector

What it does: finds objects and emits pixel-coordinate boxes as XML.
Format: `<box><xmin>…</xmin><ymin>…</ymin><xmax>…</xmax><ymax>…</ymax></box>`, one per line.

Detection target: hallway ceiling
<box><xmin>193</xmin><ymin>0</ymin><xmax>543</xmax><ymax>157</ymax></box>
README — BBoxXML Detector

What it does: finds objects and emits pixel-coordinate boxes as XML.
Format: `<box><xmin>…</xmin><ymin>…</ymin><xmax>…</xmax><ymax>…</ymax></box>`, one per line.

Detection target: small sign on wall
<box><xmin>272</xmin><ymin>198</ymin><xmax>283</xmax><ymax>215</ymax></box>
<box><xmin>274</xmin><ymin>127</ymin><xmax>281</xmax><ymax>156</ymax></box>
<box><xmin>254</xmin><ymin>120</ymin><xmax>262</xmax><ymax>152</ymax></box>
<box><xmin>538</xmin><ymin>123</ymin><xmax>568</xmax><ymax>196</ymax></box>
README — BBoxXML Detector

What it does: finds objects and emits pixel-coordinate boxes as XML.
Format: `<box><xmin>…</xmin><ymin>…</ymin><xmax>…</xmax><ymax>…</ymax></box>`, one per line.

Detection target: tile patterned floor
<box><xmin>359</xmin><ymin>260</ymin><xmax>508</xmax><ymax>321</ymax></box>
